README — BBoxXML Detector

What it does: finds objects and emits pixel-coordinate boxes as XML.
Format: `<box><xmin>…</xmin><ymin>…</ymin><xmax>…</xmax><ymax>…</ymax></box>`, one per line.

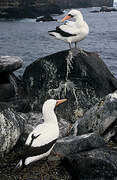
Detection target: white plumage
<box><xmin>14</xmin><ymin>99</ymin><xmax>67</xmax><ymax>172</ymax></box>
<box><xmin>48</xmin><ymin>9</ymin><xmax>89</xmax><ymax>49</ymax></box>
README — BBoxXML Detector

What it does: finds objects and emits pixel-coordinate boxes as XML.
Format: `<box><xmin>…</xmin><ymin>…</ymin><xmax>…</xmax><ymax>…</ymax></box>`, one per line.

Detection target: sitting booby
<box><xmin>48</xmin><ymin>9</ymin><xmax>89</xmax><ymax>49</ymax></box>
<box><xmin>14</xmin><ymin>99</ymin><xmax>67</xmax><ymax>172</ymax></box>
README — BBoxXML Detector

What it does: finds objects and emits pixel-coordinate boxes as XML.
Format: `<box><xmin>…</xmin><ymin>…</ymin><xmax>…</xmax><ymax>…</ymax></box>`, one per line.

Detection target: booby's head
<box><xmin>43</xmin><ymin>99</ymin><xmax>67</xmax><ymax>111</ymax></box>
<box><xmin>42</xmin><ymin>99</ymin><xmax>67</xmax><ymax>122</ymax></box>
<box><xmin>61</xmin><ymin>9</ymin><xmax>83</xmax><ymax>22</ymax></box>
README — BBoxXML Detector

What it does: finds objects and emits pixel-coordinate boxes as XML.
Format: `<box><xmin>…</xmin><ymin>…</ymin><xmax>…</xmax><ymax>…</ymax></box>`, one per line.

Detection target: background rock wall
<box><xmin>49</xmin><ymin>0</ymin><xmax>114</xmax><ymax>8</ymax></box>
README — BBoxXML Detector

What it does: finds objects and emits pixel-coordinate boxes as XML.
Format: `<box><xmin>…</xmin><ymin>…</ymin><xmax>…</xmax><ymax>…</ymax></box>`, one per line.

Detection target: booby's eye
<box><xmin>68</xmin><ymin>14</ymin><xmax>73</xmax><ymax>17</ymax></box>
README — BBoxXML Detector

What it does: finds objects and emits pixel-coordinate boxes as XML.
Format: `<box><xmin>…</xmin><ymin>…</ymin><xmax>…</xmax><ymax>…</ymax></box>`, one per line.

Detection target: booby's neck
<box><xmin>75</xmin><ymin>15</ymin><xmax>83</xmax><ymax>23</ymax></box>
<box><xmin>43</xmin><ymin>109</ymin><xmax>58</xmax><ymax>125</ymax></box>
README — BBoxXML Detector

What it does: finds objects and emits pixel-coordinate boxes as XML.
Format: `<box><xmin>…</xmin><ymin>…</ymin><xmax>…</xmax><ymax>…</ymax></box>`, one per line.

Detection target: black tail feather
<box><xmin>12</xmin><ymin>160</ymin><xmax>26</xmax><ymax>174</ymax></box>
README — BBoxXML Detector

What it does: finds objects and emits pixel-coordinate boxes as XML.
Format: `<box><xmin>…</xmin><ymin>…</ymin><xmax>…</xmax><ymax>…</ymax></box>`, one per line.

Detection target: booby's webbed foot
<box><xmin>78</xmin><ymin>49</ymin><xmax>87</xmax><ymax>56</ymax></box>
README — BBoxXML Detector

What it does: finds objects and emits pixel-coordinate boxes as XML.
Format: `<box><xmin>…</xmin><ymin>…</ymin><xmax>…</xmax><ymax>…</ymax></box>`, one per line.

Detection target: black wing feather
<box><xmin>56</xmin><ymin>26</ymin><xmax>76</xmax><ymax>37</ymax></box>
<box><xmin>48</xmin><ymin>26</ymin><xmax>76</xmax><ymax>37</ymax></box>
<box><xmin>20</xmin><ymin>139</ymin><xmax>57</xmax><ymax>160</ymax></box>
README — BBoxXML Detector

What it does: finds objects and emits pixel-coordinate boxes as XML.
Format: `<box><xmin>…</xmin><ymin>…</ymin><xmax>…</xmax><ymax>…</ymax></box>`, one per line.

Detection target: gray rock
<box><xmin>63</xmin><ymin>147</ymin><xmax>117</xmax><ymax>180</ymax></box>
<box><xmin>36</xmin><ymin>15</ymin><xmax>57</xmax><ymax>22</ymax></box>
<box><xmin>100</xmin><ymin>6</ymin><xmax>117</xmax><ymax>12</ymax></box>
<box><xmin>0</xmin><ymin>56</ymin><xmax>23</xmax><ymax>73</ymax></box>
<box><xmin>74</xmin><ymin>91</ymin><xmax>117</xmax><ymax>142</ymax></box>
<box><xmin>22</xmin><ymin>49</ymin><xmax>117</xmax><ymax>122</ymax></box>
<box><xmin>0</xmin><ymin>103</ymin><xmax>25</xmax><ymax>156</ymax></box>
<box><xmin>54</xmin><ymin>133</ymin><xmax>106</xmax><ymax>156</ymax></box>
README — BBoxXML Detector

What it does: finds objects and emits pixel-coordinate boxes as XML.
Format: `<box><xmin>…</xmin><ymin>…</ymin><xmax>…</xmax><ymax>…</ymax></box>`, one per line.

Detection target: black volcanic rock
<box><xmin>52</xmin><ymin>0</ymin><xmax>114</xmax><ymax>9</ymax></box>
<box><xmin>63</xmin><ymin>147</ymin><xmax>117</xmax><ymax>180</ymax></box>
<box><xmin>21</xmin><ymin>49</ymin><xmax>117</xmax><ymax>122</ymax></box>
<box><xmin>36</xmin><ymin>15</ymin><xmax>57</xmax><ymax>22</ymax></box>
<box><xmin>0</xmin><ymin>56</ymin><xmax>22</xmax><ymax>73</ymax></box>
<box><xmin>0</xmin><ymin>4</ymin><xmax>63</xmax><ymax>19</ymax></box>
<box><xmin>100</xmin><ymin>6</ymin><xmax>117</xmax><ymax>12</ymax></box>
<box><xmin>90</xmin><ymin>10</ymin><xmax>100</xmax><ymax>13</ymax></box>
<box><xmin>54</xmin><ymin>133</ymin><xmax>106</xmax><ymax>156</ymax></box>
<box><xmin>0</xmin><ymin>56</ymin><xmax>23</xmax><ymax>102</ymax></box>
<box><xmin>73</xmin><ymin>90</ymin><xmax>117</xmax><ymax>143</ymax></box>
<box><xmin>0</xmin><ymin>0</ymin><xmax>114</xmax><ymax>19</ymax></box>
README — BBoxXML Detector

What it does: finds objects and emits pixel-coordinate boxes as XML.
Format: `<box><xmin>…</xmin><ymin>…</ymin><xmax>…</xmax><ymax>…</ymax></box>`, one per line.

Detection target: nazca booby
<box><xmin>14</xmin><ymin>99</ymin><xmax>67</xmax><ymax>172</ymax></box>
<box><xmin>48</xmin><ymin>9</ymin><xmax>89</xmax><ymax>49</ymax></box>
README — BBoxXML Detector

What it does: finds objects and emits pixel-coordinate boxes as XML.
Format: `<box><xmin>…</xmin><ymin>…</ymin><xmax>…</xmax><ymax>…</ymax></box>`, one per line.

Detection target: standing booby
<box><xmin>48</xmin><ymin>9</ymin><xmax>89</xmax><ymax>49</ymax></box>
<box><xmin>14</xmin><ymin>99</ymin><xmax>67</xmax><ymax>172</ymax></box>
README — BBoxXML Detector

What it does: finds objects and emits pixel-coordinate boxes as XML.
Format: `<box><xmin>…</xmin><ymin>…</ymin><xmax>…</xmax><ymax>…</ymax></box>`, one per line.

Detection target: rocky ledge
<box><xmin>36</xmin><ymin>15</ymin><xmax>57</xmax><ymax>22</ymax></box>
<box><xmin>0</xmin><ymin>4</ymin><xmax>63</xmax><ymax>19</ymax></box>
<box><xmin>21</xmin><ymin>49</ymin><xmax>117</xmax><ymax>122</ymax></box>
<box><xmin>0</xmin><ymin>49</ymin><xmax>117</xmax><ymax>180</ymax></box>
<box><xmin>0</xmin><ymin>0</ymin><xmax>114</xmax><ymax>19</ymax></box>
<box><xmin>90</xmin><ymin>6</ymin><xmax>117</xmax><ymax>13</ymax></box>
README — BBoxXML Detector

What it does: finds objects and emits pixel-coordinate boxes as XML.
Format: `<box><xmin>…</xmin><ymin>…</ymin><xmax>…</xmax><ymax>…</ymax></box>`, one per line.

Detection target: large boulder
<box><xmin>54</xmin><ymin>133</ymin><xmax>106</xmax><ymax>156</ymax></box>
<box><xmin>21</xmin><ymin>49</ymin><xmax>117</xmax><ymax>122</ymax></box>
<box><xmin>74</xmin><ymin>91</ymin><xmax>117</xmax><ymax>142</ymax></box>
<box><xmin>0</xmin><ymin>103</ymin><xmax>25</xmax><ymax>156</ymax></box>
<box><xmin>0</xmin><ymin>56</ymin><xmax>22</xmax><ymax>73</ymax></box>
<box><xmin>63</xmin><ymin>147</ymin><xmax>117</xmax><ymax>180</ymax></box>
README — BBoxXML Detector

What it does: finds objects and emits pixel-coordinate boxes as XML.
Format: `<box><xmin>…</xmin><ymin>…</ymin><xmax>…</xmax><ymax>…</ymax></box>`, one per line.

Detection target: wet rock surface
<box><xmin>74</xmin><ymin>91</ymin><xmax>117</xmax><ymax>142</ymax></box>
<box><xmin>22</xmin><ymin>49</ymin><xmax>117</xmax><ymax>122</ymax></box>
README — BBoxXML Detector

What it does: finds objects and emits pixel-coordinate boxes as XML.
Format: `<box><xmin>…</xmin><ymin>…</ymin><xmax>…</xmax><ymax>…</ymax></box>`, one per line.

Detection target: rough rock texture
<box><xmin>0</xmin><ymin>56</ymin><xmax>23</xmax><ymax>102</ymax></box>
<box><xmin>0</xmin><ymin>4</ymin><xmax>63</xmax><ymax>18</ymax></box>
<box><xmin>63</xmin><ymin>147</ymin><xmax>117</xmax><ymax>180</ymax></box>
<box><xmin>21</xmin><ymin>49</ymin><xmax>117</xmax><ymax>122</ymax></box>
<box><xmin>53</xmin><ymin>0</ymin><xmax>114</xmax><ymax>8</ymax></box>
<box><xmin>100</xmin><ymin>6</ymin><xmax>117</xmax><ymax>12</ymax></box>
<box><xmin>54</xmin><ymin>133</ymin><xmax>106</xmax><ymax>156</ymax></box>
<box><xmin>0</xmin><ymin>50</ymin><xmax>117</xmax><ymax>179</ymax></box>
<box><xmin>0</xmin><ymin>0</ymin><xmax>114</xmax><ymax>19</ymax></box>
<box><xmin>36</xmin><ymin>15</ymin><xmax>57</xmax><ymax>22</ymax></box>
<box><xmin>0</xmin><ymin>103</ymin><xmax>25</xmax><ymax>156</ymax></box>
<box><xmin>0</xmin><ymin>56</ymin><xmax>23</xmax><ymax>73</ymax></box>
<box><xmin>74</xmin><ymin>91</ymin><xmax>117</xmax><ymax>142</ymax></box>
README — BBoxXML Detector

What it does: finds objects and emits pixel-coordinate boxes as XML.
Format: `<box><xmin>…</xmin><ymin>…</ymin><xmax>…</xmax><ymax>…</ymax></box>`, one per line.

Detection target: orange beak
<box><xmin>56</xmin><ymin>99</ymin><xmax>67</xmax><ymax>106</ymax></box>
<box><xmin>61</xmin><ymin>15</ymin><xmax>71</xmax><ymax>22</ymax></box>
